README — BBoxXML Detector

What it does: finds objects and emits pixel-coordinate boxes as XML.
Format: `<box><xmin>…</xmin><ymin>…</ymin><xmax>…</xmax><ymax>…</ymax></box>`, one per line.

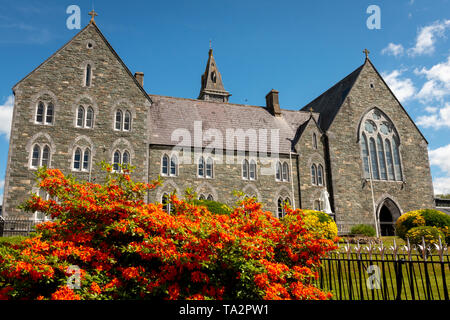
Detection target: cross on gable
<box><xmin>363</xmin><ymin>48</ymin><xmax>370</xmax><ymax>59</ymax></box>
<box><xmin>89</xmin><ymin>10</ymin><xmax>98</xmax><ymax>23</ymax></box>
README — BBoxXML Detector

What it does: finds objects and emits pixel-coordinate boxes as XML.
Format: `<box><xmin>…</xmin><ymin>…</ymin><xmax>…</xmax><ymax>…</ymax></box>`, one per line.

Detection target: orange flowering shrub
<box><xmin>0</xmin><ymin>166</ymin><xmax>337</xmax><ymax>300</ymax></box>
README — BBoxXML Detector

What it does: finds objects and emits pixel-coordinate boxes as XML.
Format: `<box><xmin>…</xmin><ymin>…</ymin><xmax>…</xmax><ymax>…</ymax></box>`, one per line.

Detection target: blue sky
<box><xmin>0</xmin><ymin>0</ymin><xmax>449</xmax><ymax>203</ymax></box>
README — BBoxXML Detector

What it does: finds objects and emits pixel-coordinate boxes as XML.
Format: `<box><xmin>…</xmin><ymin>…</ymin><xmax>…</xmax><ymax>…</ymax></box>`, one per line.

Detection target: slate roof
<box><xmin>148</xmin><ymin>95</ymin><xmax>315</xmax><ymax>154</ymax></box>
<box><xmin>300</xmin><ymin>64</ymin><xmax>364</xmax><ymax>132</ymax></box>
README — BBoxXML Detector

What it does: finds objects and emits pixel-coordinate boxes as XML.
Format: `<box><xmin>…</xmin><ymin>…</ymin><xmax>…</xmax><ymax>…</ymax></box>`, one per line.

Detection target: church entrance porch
<box><xmin>377</xmin><ymin>198</ymin><xmax>402</xmax><ymax>236</ymax></box>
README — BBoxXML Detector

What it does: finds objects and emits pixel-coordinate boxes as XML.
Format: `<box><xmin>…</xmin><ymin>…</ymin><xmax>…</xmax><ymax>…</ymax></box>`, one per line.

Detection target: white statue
<box><xmin>320</xmin><ymin>189</ymin><xmax>332</xmax><ymax>214</ymax></box>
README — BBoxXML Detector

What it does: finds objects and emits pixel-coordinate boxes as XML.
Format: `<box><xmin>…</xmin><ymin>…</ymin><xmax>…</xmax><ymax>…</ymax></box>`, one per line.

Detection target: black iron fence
<box><xmin>317</xmin><ymin>241</ymin><xmax>449</xmax><ymax>300</ymax></box>
<box><xmin>0</xmin><ymin>217</ymin><xmax>45</xmax><ymax>237</ymax></box>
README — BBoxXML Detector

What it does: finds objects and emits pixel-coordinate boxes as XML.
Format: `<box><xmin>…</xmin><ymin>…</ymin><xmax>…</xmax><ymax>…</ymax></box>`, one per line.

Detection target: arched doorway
<box><xmin>377</xmin><ymin>198</ymin><xmax>401</xmax><ymax>236</ymax></box>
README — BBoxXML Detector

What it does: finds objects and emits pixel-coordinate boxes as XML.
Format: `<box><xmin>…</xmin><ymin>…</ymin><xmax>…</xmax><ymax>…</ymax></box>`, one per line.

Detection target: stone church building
<box><xmin>2</xmin><ymin>16</ymin><xmax>435</xmax><ymax>235</ymax></box>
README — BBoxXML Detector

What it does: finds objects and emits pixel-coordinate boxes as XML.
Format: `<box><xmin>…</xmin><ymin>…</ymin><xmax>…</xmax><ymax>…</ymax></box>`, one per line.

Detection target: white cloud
<box><xmin>417</xmin><ymin>102</ymin><xmax>450</xmax><ymax>129</ymax></box>
<box><xmin>429</xmin><ymin>144</ymin><xmax>450</xmax><ymax>194</ymax></box>
<box><xmin>382</xmin><ymin>70</ymin><xmax>416</xmax><ymax>102</ymax></box>
<box><xmin>415</xmin><ymin>56</ymin><xmax>450</xmax><ymax>102</ymax></box>
<box><xmin>381</xmin><ymin>43</ymin><xmax>404</xmax><ymax>57</ymax></box>
<box><xmin>408</xmin><ymin>20</ymin><xmax>450</xmax><ymax>56</ymax></box>
<box><xmin>0</xmin><ymin>95</ymin><xmax>14</xmax><ymax>140</ymax></box>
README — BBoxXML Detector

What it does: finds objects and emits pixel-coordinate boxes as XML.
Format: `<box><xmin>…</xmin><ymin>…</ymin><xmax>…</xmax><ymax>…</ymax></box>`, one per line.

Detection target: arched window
<box><xmin>207</xmin><ymin>194</ymin><xmax>214</xmax><ymax>201</ymax></box>
<box><xmin>285</xmin><ymin>197</ymin><xmax>291</xmax><ymax>207</ymax></box>
<box><xmin>377</xmin><ymin>134</ymin><xmax>387</xmax><ymax>180</ymax></box>
<box><xmin>206</xmin><ymin>157</ymin><xmax>213</xmax><ymax>178</ymax></box>
<box><xmin>311</xmin><ymin>164</ymin><xmax>317</xmax><ymax>185</ymax></box>
<box><xmin>312</xmin><ymin>133</ymin><xmax>318</xmax><ymax>149</ymax></box>
<box><xmin>199</xmin><ymin>194</ymin><xmax>206</xmax><ymax>200</ymax></box>
<box><xmin>317</xmin><ymin>165</ymin><xmax>324</xmax><ymax>186</ymax></box>
<box><xmin>36</xmin><ymin>102</ymin><xmax>44</xmax><ymax>123</ymax></box>
<box><xmin>115</xmin><ymin>110</ymin><xmax>122</xmax><ymax>130</ymax></box>
<box><xmin>77</xmin><ymin>106</ymin><xmax>85</xmax><ymax>127</ymax></box>
<box><xmin>170</xmin><ymin>155</ymin><xmax>177</xmax><ymax>176</ymax></box>
<box><xmin>282</xmin><ymin>162</ymin><xmax>289</xmax><ymax>182</ymax></box>
<box><xmin>83</xmin><ymin>148</ymin><xmax>90</xmax><ymax>171</ymax></box>
<box><xmin>277</xmin><ymin>197</ymin><xmax>284</xmax><ymax>218</ymax></box>
<box><xmin>41</xmin><ymin>145</ymin><xmax>50</xmax><ymax>167</ymax></box>
<box><xmin>45</xmin><ymin>103</ymin><xmax>54</xmax><ymax>124</ymax></box>
<box><xmin>361</xmin><ymin>134</ymin><xmax>370</xmax><ymax>178</ymax></box>
<box><xmin>392</xmin><ymin>137</ymin><xmax>403</xmax><ymax>181</ymax></box>
<box><xmin>369</xmin><ymin>137</ymin><xmax>380</xmax><ymax>180</ymax></box>
<box><xmin>124</xmin><ymin>111</ymin><xmax>131</xmax><ymax>131</ymax></box>
<box><xmin>113</xmin><ymin>150</ymin><xmax>121</xmax><ymax>172</ymax></box>
<box><xmin>161</xmin><ymin>154</ymin><xmax>169</xmax><ymax>176</ymax></box>
<box><xmin>31</xmin><ymin>145</ymin><xmax>41</xmax><ymax>168</ymax></box>
<box><xmin>242</xmin><ymin>159</ymin><xmax>249</xmax><ymax>180</ymax></box>
<box><xmin>162</xmin><ymin>193</ymin><xmax>172</xmax><ymax>214</ymax></box>
<box><xmin>86</xmin><ymin>107</ymin><xmax>94</xmax><ymax>128</ymax></box>
<box><xmin>198</xmin><ymin>156</ymin><xmax>205</xmax><ymax>177</ymax></box>
<box><xmin>385</xmin><ymin>139</ymin><xmax>395</xmax><ymax>180</ymax></box>
<box><xmin>74</xmin><ymin>148</ymin><xmax>82</xmax><ymax>170</ymax></box>
<box><xmin>122</xmin><ymin>151</ymin><xmax>130</xmax><ymax>170</ymax></box>
<box><xmin>85</xmin><ymin>64</ymin><xmax>92</xmax><ymax>87</ymax></box>
<box><xmin>359</xmin><ymin>108</ymin><xmax>403</xmax><ymax>181</ymax></box>
<box><xmin>249</xmin><ymin>160</ymin><xmax>256</xmax><ymax>180</ymax></box>
<box><xmin>276</xmin><ymin>161</ymin><xmax>282</xmax><ymax>181</ymax></box>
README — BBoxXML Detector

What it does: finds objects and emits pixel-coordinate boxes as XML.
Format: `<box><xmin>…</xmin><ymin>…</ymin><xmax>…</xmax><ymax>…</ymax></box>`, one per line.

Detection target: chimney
<box><xmin>266</xmin><ymin>89</ymin><xmax>281</xmax><ymax>116</ymax></box>
<box><xmin>134</xmin><ymin>72</ymin><xmax>144</xmax><ymax>87</ymax></box>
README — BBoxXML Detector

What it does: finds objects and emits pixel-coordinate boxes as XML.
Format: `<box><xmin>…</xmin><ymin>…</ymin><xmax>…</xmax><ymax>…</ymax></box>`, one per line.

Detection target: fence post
<box><xmin>395</xmin><ymin>259</ymin><xmax>404</xmax><ymax>300</ymax></box>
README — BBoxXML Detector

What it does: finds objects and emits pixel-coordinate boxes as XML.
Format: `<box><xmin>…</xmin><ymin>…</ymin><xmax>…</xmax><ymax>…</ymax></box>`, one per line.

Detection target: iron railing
<box><xmin>317</xmin><ymin>239</ymin><xmax>449</xmax><ymax>300</ymax></box>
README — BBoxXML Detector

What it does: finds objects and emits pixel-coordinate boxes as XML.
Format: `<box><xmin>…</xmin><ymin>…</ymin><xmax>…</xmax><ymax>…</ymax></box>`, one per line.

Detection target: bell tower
<box><xmin>198</xmin><ymin>48</ymin><xmax>231</xmax><ymax>102</ymax></box>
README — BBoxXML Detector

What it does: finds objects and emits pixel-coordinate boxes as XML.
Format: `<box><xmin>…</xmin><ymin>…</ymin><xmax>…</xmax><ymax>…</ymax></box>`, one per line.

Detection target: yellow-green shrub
<box><xmin>405</xmin><ymin>226</ymin><xmax>446</xmax><ymax>247</ymax></box>
<box><xmin>302</xmin><ymin>210</ymin><xmax>338</xmax><ymax>240</ymax></box>
<box><xmin>396</xmin><ymin>209</ymin><xmax>450</xmax><ymax>242</ymax></box>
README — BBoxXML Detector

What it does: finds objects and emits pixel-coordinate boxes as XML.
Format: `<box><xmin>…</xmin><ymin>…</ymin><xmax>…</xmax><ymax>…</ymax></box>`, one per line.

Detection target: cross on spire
<box><xmin>363</xmin><ymin>48</ymin><xmax>370</xmax><ymax>60</ymax></box>
<box><xmin>89</xmin><ymin>10</ymin><xmax>98</xmax><ymax>23</ymax></box>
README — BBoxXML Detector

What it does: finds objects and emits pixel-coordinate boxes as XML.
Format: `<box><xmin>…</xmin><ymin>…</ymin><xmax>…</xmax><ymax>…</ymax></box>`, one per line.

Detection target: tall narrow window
<box><xmin>385</xmin><ymin>139</ymin><xmax>395</xmax><ymax>180</ymax></box>
<box><xmin>317</xmin><ymin>165</ymin><xmax>324</xmax><ymax>186</ymax></box>
<box><xmin>122</xmin><ymin>151</ymin><xmax>130</xmax><ymax>170</ymax></box>
<box><xmin>45</xmin><ymin>104</ymin><xmax>54</xmax><ymax>124</ymax></box>
<box><xmin>377</xmin><ymin>135</ymin><xmax>387</xmax><ymax>180</ymax></box>
<box><xmin>86</xmin><ymin>107</ymin><xmax>94</xmax><ymax>128</ymax></box>
<box><xmin>198</xmin><ymin>156</ymin><xmax>205</xmax><ymax>177</ymax></box>
<box><xmin>282</xmin><ymin>162</ymin><xmax>289</xmax><ymax>181</ymax></box>
<box><xmin>162</xmin><ymin>193</ymin><xmax>171</xmax><ymax>213</ymax></box>
<box><xmin>361</xmin><ymin>134</ymin><xmax>370</xmax><ymax>178</ymax></box>
<box><xmin>249</xmin><ymin>160</ymin><xmax>256</xmax><ymax>180</ymax></box>
<box><xmin>170</xmin><ymin>155</ymin><xmax>177</xmax><ymax>176</ymax></box>
<box><xmin>115</xmin><ymin>110</ymin><xmax>122</xmax><ymax>130</ymax></box>
<box><xmin>31</xmin><ymin>145</ymin><xmax>41</xmax><ymax>168</ymax></box>
<box><xmin>124</xmin><ymin>111</ymin><xmax>131</xmax><ymax>131</ymax></box>
<box><xmin>276</xmin><ymin>161</ymin><xmax>282</xmax><ymax>181</ymax></box>
<box><xmin>83</xmin><ymin>148</ymin><xmax>90</xmax><ymax>171</ymax></box>
<box><xmin>36</xmin><ymin>102</ymin><xmax>44</xmax><ymax>123</ymax></box>
<box><xmin>313</xmin><ymin>133</ymin><xmax>318</xmax><ymax>149</ymax></box>
<box><xmin>199</xmin><ymin>194</ymin><xmax>206</xmax><ymax>200</ymax></box>
<box><xmin>206</xmin><ymin>157</ymin><xmax>213</xmax><ymax>178</ymax></box>
<box><xmin>41</xmin><ymin>146</ymin><xmax>50</xmax><ymax>167</ymax></box>
<box><xmin>77</xmin><ymin>106</ymin><xmax>85</xmax><ymax>127</ymax></box>
<box><xmin>85</xmin><ymin>64</ymin><xmax>92</xmax><ymax>87</ymax></box>
<box><xmin>277</xmin><ymin>198</ymin><xmax>284</xmax><ymax>218</ymax></box>
<box><xmin>74</xmin><ymin>148</ymin><xmax>82</xmax><ymax>170</ymax></box>
<box><xmin>311</xmin><ymin>164</ymin><xmax>317</xmax><ymax>185</ymax></box>
<box><xmin>207</xmin><ymin>194</ymin><xmax>214</xmax><ymax>201</ymax></box>
<box><xmin>392</xmin><ymin>138</ymin><xmax>402</xmax><ymax>181</ymax></box>
<box><xmin>113</xmin><ymin>151</ymin><xmax>121</xmax><ymax>172</ymax></box>
<box><xmin>242</xmin><ymin>160</ymin><xmax>249</xmax><ymax>179</ymax></box>
<box><xmin>162</xmin><ymin>154</ymin><xmax>169</xmax><ymax>176</ymax></box>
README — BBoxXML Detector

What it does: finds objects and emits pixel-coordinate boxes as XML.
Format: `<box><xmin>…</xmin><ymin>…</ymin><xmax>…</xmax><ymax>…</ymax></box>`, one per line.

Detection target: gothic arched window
<box><xmin>113</xmin><ymin>150</ymin><xmax>121</xmax><ymax>172</ymax></box>
<box><xmin>36</xmin><ymin>102</ymin><xmax>45</xmax><ymax>123</ymax></box>
<box><xmin>162</xmin><ymin>193</ymin><xmax>172</xmax><ymax>213</ymax></box>
<box><xmin>198</xmin><ymin>156</ymin><xmax>205</xmax><ymax>177</ymax></box>
<box><xmin>41</xmin><ymin>145</ymin><xmax>50</xmax><ymax>167</ymax></box>
<box><xmin>312</xmin><ymin>132</ymin><xmax>318</xmax><ymax>149</ymax></box>
<box><xmin>115</xmin><ymin>110</ymin><xmax>122</xmax><ymax>130</ymax></box>
<box><xmin>46</xmin><ymin>103</ymin><xmax>54</xmax><ymax>124</ymax></box>
<box><xmin>242</xmin><ymin>159</ymin><xmax>249</xmax><ymax>180</ymax></box>
<box><xmin>77</xmin><ymin>106</ymin><xmax>85</xmax><ymax>127</ymax></box>
<box><xmin>162</xmin><ymin>154</ymin><xmax>169</xmax><ymax>176</ymax></box>
<box><xmin>122</xmin><ymin>151</ymin><xmax>130</xmax><ymax>170</ymax></box>
<box><xmin>124</xmin><ymin>111</ymin><xmax>131</xmax><ymax>131</ymax></box>
<box><xmin>86</xmin><ymin>107</ymin><xmax>94</xmax><ymax>128</ymax></box>
<box><xmin>74</xmin><ymin>148</ymin><xmax>82</xmax><ymax>170</ymax></box>
<box><xmin>206</xmin><ymin>157</ymin><xmax>213</xmax><ymax>178</ymax></box>
<box><xmin>282</xmin><ymin>162</ymin><xmax>289</xmax><ymax>182</ymax></box>
<box><xmin>311</xmin><ymin>164</ymin><xmax>317</xmax><ymax>185</ymax></box>
<box><xmin>359</xmin><ymin>108</ymin><xmax>403</xmax><ymax>181</ymax></box>
<box><xmin>317</xmin><ymin>164</ymin><xmax>324</xmax><ymax>186</ymax></box>
<box><xmin>275</xmin><ymin>161</ymin><xmax>282</xmax><ymax>181</ymax></box>
<box><xmin>249</xmin><ymin>160</ymin><xmax>257</xmax><ymax>180</ymax></box>
<box><xmin>83</xmin><ymin>148</ymin><xmax>91</xmax><ymax>171</ymax></box>
<box><xmin>85</xmin><ymin>64</ymin><xmax>92</xmax><ymax>87</ymax></box>
<box><xmin>170</xmin><ymin>155</ymin><xmax>178</xmax><ymax>176</ymax></box>
<box><xmin>31</xmin><ymin>145</ymin><xmax>41</xmax><ymax>168</ymax></box>
<box><xmin>207</xmin><ymin>194</ymin><xmax>214</xmax><ymax>201</ymax></box>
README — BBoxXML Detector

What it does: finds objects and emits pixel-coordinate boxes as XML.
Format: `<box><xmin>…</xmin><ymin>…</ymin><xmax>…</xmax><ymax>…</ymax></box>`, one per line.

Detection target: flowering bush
<box><xmin>396</xmin><ymin>209</ymin><xmax>450</xmax><ymax>242</ymax></box>
<box><xmin>302</xmin><ymin>210</ymin><xmax>338</xmax><ymax>240</ymax></box>
<box><xmin>0</xmin><ymin>166</ymin><xmax>337</xmax><ymax>300</ymax></box>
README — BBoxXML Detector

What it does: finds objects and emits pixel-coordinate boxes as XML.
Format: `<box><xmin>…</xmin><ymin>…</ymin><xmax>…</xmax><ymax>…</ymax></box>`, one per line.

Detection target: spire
<box><xmin>198</xmin><ymin>47</ymin><xmax>231</xmax><ymax>102</ymax></box>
